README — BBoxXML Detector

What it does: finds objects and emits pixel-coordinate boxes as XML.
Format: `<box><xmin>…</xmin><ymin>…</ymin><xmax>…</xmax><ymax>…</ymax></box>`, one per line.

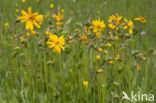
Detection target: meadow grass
<box><xmin>0</xmin><ymin>0</ymin><xmax>156</xmax><ymax>103</ymax></box>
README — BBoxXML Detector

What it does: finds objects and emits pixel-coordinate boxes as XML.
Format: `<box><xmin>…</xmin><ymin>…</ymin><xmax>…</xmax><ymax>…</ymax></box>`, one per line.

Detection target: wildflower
<box><xmin>68</xmin><ymin>41</ymin><xmax>72</xmax><ymax>44</ymax></box>
<box><xmin>108</xmin><ymin>12</ymin><xmax>122</xmax><ymax>30</ymax></box>
<box><xmin>50</xmin><ymin>3</ymin><xmax>54</xmax><ymax>8</ymax></box>
<box><xmin>80</xmin><ymin>34</ymin><xmax>88</xmax><ymax>43</ymax></box>
<box><xmin>83</xmin><ymin>81</ymin><xmax>88</xmax><ymax>87</ymax></box>
<box><xmin>26</xmin><ymin>32</ymin><xmax>29</xmax><ymax>37</ymax></box>
<box><xmin>134</xmin><ymin>17</ymin><xmax>146</xmax><ymax>23</ymax></box>
<box><xmin>52</xmin><ymin>14</ymin><xmax>56</xmax><ymax>19</ymax></box>
<box><xmin>96</xmin><ymin>32</ymin><xmax>101</xmax><ymax>38</ymax></box>
<box><xmin>4</xmin><ymin>23</ymin><xmax>9</xmax><ymax>27</ymax></box>
<box><xmin>97</xmin><ymin>69</ymin><xmax>103</xmax><ymax>73</ymax></box>
<box><xmin>104</xmin><ymin>50</ymin><xmax>108</xmax><ymax>54</ymax></box>
<box><xmin>114</xmin><ymin>95</ymin><xmax>119</xmax><ymax>99</ymax></box>
<box><xmin>31</xmin><ymin>30</ymin><xmax>36</xmax><ymax>35</ymax></box>
<box><xmin>21</xmin><ymin>0</ymin><xmax>26</xmax><ymax>3</ymax></box>
<box><xmin>84</xmin><ymin>26</ymin><xmax>90</xmax><ymax>32</ymax></box>
<box><xmin>20</xmin><ymin>7</ymin><xmax>43</xmax><ymax>30</ymax></box>
<box><xmin>8</xmin><ymin>44</ymin><xmax>11</xmax><ymax>47</ymax></box>
<box><xmin>106</xmin><ymin>42</ymin><xmax>112</xmax><ymax>47</ymax></box>
<box><xmin>16</xmin><ymin>9</ymin><xmax>19</xmax><ymax>13</ymax></box>
<box><xmin>47</xmin><ymin>34</ymin><xmax>65</xmax><ymax>53</ymax></box>
<box><xmin>14</xmin><ymin>35</ymin><xmax>18</xmax><ymax>38</ymax></box>
<box><xmin>20</xmin><ymin>36</ymin><xmax>24</xmax><ymax>40</ymax></box>
<box><xmin>122</xmin><ymin>18</ymin><xmax>133</xmax><ymax>34</ymax></box>
<box><xmin>97</xmin><ymin>48</ymin><xmax>103</xmax><ymax>52</ymax></box>
<box><xmin>136</xmin><ymin>64</ymin><xmax>141</xmax><ymax>70</ymax></box>
<box><xmin>110</xmin><ymin>34</ymin><xmax>113</xmax><ymax>38</ymax></box>
<box><xmin>140</xmin><ymin>56</ymin><xmax>146</xmax><ymax>61</ymax></box>
<box><xmin>96</xmin><ymin>55</ymin><xmax>100</xmax><ymax>60</ymax></box>
<box><xmin>61</xmin><ymin>9</ymin><xmax>64</xmax><ymax>13</ymax></box>
<box><xmin>55</xmin><ymin>22</ymin><xmax>63</xmax><ymax>26</ymax></box>
<box><xmin>115</xmin><ymin>36</ymin><xmax>119</xmax><ymax>40</ymax></box>
<box><xmin>36</xmin><ymin>0</ymin><xmax>40</xmax><ymax>2</ymax></box>
<box><xmin>115</xmin><ymin>54</ymin><xmax>120</xmax><ymax>61</ymax></box>
<box><xmin>108</xmin><ymin>60</ymin><xmax>113</xmax><ymax>64</ymax></box>
<box><xmin>55</xmin><ymin>12</ymin><xmax>63</xmax><ymax>21</ymax></box>
<box><xmin>68</xmin><ymin>36</ymin><xmax>73</xmax><ymax>40</ymax></box>
<box><xmin>92</xmin><ymin>19</ymin><xmax>105</xmax><ymax>33</ymax></box>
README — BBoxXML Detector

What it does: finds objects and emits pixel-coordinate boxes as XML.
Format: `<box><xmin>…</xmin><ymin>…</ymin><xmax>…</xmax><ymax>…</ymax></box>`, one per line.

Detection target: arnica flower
<box><xmin>96</xmin><ymin>32</ymin><xmax>101</xmax><ymax>38</ymax></box>
<box><xmin>92</xmin><ymin>19</ymin><xmax>105</xmax><ymax>33</ymax></box>
<box><xmin>140</xmin><ymin>56</ymin><xmax>146</xmax><ymax>61</ymax></box>
<box><xmin>84</xmin><ymin>26</ymin><xmax>90</xmax><ymax>32</ymax></box>
<box><xmin>96</xmin><ymin>55</ymin><xmax>100</xmax><ymax>60</ymax></box>
<box><xmin>50</xmin><ymin>3</ymin><xmax>54</xmax><ymax>8</ymax></box>
<box><xmin>68</xmin><ymin>36</ymin><xmax>73</xmax><ymax>40</ymax></box>
<box><xmin>36</xmin><ymin>0</ymin><xmax>40</xmax><ymax>2</ymax></box>
<box><xmin>55</xmin><ymin>22</ymin><xmax>63</xmax><ymax>26</ymax></box>
<box><xmin>15</xmin><ymin>9</ymin><xmax>19</xmax><ymax>13</ymax></box>
<box><xmin>21</xmin><ymin>0</ymin><xmax>26</xmax><ymax>3</ymax></box>
<box><xmin>114</xmin><ymin>95</ymin><xmax>119</xmax><ymax>99</ymax></box>
<box><xmin>108</xmin><ymin>60</ymin><xmax>113</xmax><ymax>64</ymax></box>
<box><xmin>4</xmin><ymin>23</ymin><xmax>9</xmax><ymax>27</ymax></box>
<box><xmin>31</xmin><ymin>30</ymin><xmax>36</xmax><ymax>35</ymax></box>
<box><xmin>97</xmin><ymin>48</ymin><xmax>103</xmax><ymax>52</ymax></box>
<box><xmin>20</xmin><ymin>36</ymin><xmax>24</xmax><ymax>40</ymax></box>
<box><xmin>106</xmin><ymin>42</ymin><xmax>112</xmax><ymax>47</ymax></box>
<box><xmin>134</xmin><ymin>17</ymin><xmax>146</xmax><ymax>23</ymax></box>
<box><xmin>47</xmin><ymin>34</ymin><xmax>65</xmax><ymax>53</ymax></box>
<box><xmin>26</xmin><ymin>32</ymin><xmax>29</xmax><ymax>37</ymax></box>
<box><xmin>108</xmin><ymin>12</ymin><xmax>122</xmax><ymax>30</ymax></box>
<box><xmin>20</xmin><ymin>7</ymin><xmax>43</xmax><ymax>31</ymax></box>
<box><xmin>80</xmin><ymin>34</ymin><xmax>88</xmax><ymax>43</ymax></box>
<box><xmin>55</xmin><ymin>12</ymin><xmax>63</xmax><ymax>22</ymax></box>
<box><xmin>97</xmin><ymin>69</ymin><xmax>103</xmax><ymax>73</ymax></box>
<box><xmin>83</xmin><ymin>81</ymin><xmax>88</xmax><ymax>87</ymax></box>
<box><xmin>136</xmin><ymin>64</ymin><xmax>141</xmax><ymax>70</ymax></box>
<box><xmin>122</xmin><ymin>18</ymin><xmax>133</xmax><ymax>34</ymax></box>
<box><xmin>115</xmin><ymin>36</ymin><xmax>119</xmax><ymax>40</ymax></box>
<box><xmin>104</xmin><ymin>50</ymin><xmax>108</xmax><ymax>54</ymax></box>
<box><xmin>115</xmin><ymin>54</ymin><xmax>120</xmax><ymax>61</ymax></box>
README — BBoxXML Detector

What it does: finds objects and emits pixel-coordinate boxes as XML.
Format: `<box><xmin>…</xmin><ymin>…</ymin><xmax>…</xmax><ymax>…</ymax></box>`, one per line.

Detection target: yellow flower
<box><xmin>134</xmin><ymin>17</ymin><xmax>146</xmax><ymax>23</ymax></box>
<box><xmin>136</xmin><ymin>65</ymin><xmax>141</xmax><ymax>70</ymax></box>
<box><xmin>80</xmin><ymin>34</ymin><xmax>88</xmax><ymax>43</ymax></box>
<box><xmin>140</xmin><ymin>56</ymin><xmax>146</xmax><ymax>61</ymax></box>
<box><xmin>122</xmin><ymin>18</ymin><xmax>133</xmax><ymax>34</ymax></box>
<box><xmin>108</xmin><ymin>60</ymin><xmax>113</xmax><ymax>64</ymax></box>
<box><xmin>55</xmin><ymin>22</ymin><xmax>63</xmax><ymax>26</ymax></box>
<box><xmin>115</xmin><ymin>36</ymin><xmax>119</xmax><ymax>40</ymax></box>
<box><xmin>61</xmin><ymin>9</ymin><xmax>64</xmax><ymax>13</ymax></box>
<box><xmin>108</xmin><ymin>12</ymin><xmax>122</xmax><ymax>30</ymax></box>
<box><xmin>114</xmin><ymin>95</ymin><xmax>119</xmax><ymax>99</ymax></box>
<box><xmin>68</xmin><ymin>36</ymin><xmax>73</xmax><ymax>40</ymax></box>
<box><xmin>31</xmin><ymin>30</ymin><xmax>36</xmax><ymax>35</ymax></box>
<box><xmin>110</xmin><ymin>34</ymin><xmax>113</xmax><ymax>38</ymax></box>
<box><xmin>96</xmin><ymin>32</ymin><xmax>101</xmax><ymax>38</ymax></box>
<box><xmin>47</xmin><ymin>34</ymin><xmax>65</xmax><ymax>53</ymax></box>
<box><xmin>96</xmin><ymin>55</ymin><xmax>100</xmax><ymax>60</ymax></box>
<box><xmin>115</xmin><ymin>54</ymin><xmax>120</xmax><ymax>61</ymax></box>
<box><xmin>97</xmin><ymin>69</ymin><xmax>103</xmax><ymax>73</ymax></box>
<box><xmin>20</xmin><ymin>36</ymin><xmax>24</xmax><ymax>40</ymax></box>
<box><xmin>84</xmin><ymin>26</ymin><xmax>90</xmax><ymax>32</ymax></box>
<box><xmin>15</xmin><ymin>9</ymin><xmax>19</xmax><ymax>13</ymax></box>
<box><xmin>83</xmin><ymin>81</ymin><xmax>88</xmax><ymax>87</ymax></box>
<box><xmin>26</xmin><ymin>32</ymin><xmax>29</xmax><ymax>37</ymax></box>
<box><xmin>21</xmin><ymin>0</ymin><xmax>26</xmax><ymax>3</ymax></box>
<box><xmin>4</xmin><ymin>23</ymin><xmax>9</xmax><ymax>27</ymax></box>
<box><xmin>20</xmin><ymin>7</ymin><xmax>43</xmax><ymax>31</ymax></box>
<box><xmin>36</xmin><ymin>0</ymin><xmax>40</xmax><ymax>2</ymax></box>
<box><xmin>104</xmin><ymin>50</ymin><xmax>108</xmax><ymax>54</ymax></box>
<box><xmin>68</xmin><ymin>41</ymin><xmax>72</xmax><ymax>44</ymax></box>
<box><xmin>92</xmin><ymin>19</ymin><xmax>105</xmax><ymax>33</ymax></box>
<box><xmin>106</xmin><ymin>42</ymin><xmax>112</xmax><ymax>47</ymax></box>
<box><xmin>55</xmin><ymin>12</ymin><xmax>63</xmax><ymax>22</ymax></box>
<box><xmin>50</xmin><ymin>3</ymin><xmax>54</xmax><ymax>8</ymax></box>
<box><xmin>97</xmin><ymin>48</ymin><xmax>103</xmax><ymax>52</ymax></box>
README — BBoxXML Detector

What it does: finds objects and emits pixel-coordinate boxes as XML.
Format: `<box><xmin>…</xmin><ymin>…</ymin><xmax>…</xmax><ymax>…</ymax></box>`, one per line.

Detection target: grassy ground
<box><xmin>0</xmin><ymin>0</ymin><xmax>156</xmax><ymax>103</ymax></box>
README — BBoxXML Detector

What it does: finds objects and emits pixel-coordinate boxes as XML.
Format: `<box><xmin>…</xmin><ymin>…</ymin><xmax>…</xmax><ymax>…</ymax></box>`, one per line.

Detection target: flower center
<box><xmin>29</xmin><ymin>15</ymin><xmax>35</xmax><ymax>21</ymax></box>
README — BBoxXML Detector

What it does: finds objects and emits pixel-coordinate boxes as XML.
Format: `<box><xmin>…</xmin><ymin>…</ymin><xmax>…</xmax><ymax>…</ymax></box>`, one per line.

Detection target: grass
<box><xmin>0</xmin><ymin>0</ymin><xmax>156</xmax><ymax>103</ymax></box>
